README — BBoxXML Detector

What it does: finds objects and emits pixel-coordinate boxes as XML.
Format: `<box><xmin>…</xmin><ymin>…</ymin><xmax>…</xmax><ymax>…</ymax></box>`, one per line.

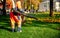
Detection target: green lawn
<box><xmin>0</xmin><ymin>14</ymin><xmax>60</xmax><ymax>38</ymax></box>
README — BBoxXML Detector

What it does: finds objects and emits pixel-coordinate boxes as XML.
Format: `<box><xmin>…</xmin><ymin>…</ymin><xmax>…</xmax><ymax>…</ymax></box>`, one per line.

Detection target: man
<box><xmin>10</xmin><ymin>11</ymin><xmax>22</xmax><ymax>32</ymax></box>
<box><xmin>10</xmin><ymin>0</ymin><xmax>23</xmax><ymax>32</ymax></box>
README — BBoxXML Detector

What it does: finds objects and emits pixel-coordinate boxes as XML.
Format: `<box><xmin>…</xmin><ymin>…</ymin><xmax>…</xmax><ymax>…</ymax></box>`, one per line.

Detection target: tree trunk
<box><xmin>50</xmin><ymin>0</ymin><xmax>53</xmax><ymax>17</ymax></box>
<box><xmin>3</xmin><ymin>0</ymin><xmax>6</xmax><ymax>15</ymax></box>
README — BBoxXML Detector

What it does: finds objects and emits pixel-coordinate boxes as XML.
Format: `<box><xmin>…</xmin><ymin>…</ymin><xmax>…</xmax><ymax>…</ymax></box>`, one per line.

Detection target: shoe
<box><xmin>19</xmin><ymin>30</ymin><xmax>22</xmax><ymax>32</ymax></box>
<box><xmin>17</xmin><ymin>30</ymin><xmax>22</xmax><ymax>32</ymax></box>
<box><xmin>17</xmin><ymin>27</ymin><xmax>22</xmax><ymax>32</ymax></box>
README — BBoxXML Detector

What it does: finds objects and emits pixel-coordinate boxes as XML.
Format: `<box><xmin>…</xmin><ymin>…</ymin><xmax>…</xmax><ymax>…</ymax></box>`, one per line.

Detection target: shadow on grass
<box><xmin>0</xmin><ymin>15</ymin><xmax>60</xmax><ymax>31</ymax></box>
<box><xmin>22</xmin><ymin>20</ymin><xmax>60</xmax><ymax>30</ymax></box>
<box><xmin>0</xmin><ymin>25</ymin><xmax>12</xmax><ymax>32</ymax></box>
<box><xmin>0</xmin><ymin>15</ymin><xmax>12</xmax><ymax>32</ymax></box>
<box><xmin>58</xmin><ymin>33</ymin><xmax>60</xmax><ymax>38</ymax></box>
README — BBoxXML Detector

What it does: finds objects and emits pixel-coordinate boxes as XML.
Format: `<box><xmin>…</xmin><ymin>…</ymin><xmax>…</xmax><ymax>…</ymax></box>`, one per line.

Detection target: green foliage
<box><xmin>24</xmin><ymin>0</ymin><xmax>40</xmax><ymax>10</ymax></box>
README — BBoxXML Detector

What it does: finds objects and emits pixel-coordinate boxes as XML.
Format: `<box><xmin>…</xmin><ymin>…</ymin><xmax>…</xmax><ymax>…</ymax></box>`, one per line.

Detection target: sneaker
<box><xmin>17</xmin><ymin>30</ymin><xmax>22</xmax><ymax>32</ymax></box>
<box><xmin>19</xmin><ymin>30</ymin><xmax>22</xmax><ymax>32</ymax></box>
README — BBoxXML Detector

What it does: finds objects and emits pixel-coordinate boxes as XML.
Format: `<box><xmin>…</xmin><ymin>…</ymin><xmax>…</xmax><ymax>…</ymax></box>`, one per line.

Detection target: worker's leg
<box><xmin>17</xmin><ymin>16</ymin><xmax>22</xmax><ymax>32</ymax></box>
<box><xmin>10</xmin><ymin>18</ymin><xmax>15</xmax><ymax>32</ymax></box>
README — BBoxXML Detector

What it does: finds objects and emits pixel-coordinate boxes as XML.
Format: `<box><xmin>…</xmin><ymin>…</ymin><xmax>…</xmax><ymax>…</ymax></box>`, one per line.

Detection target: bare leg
<box><xmin>17</xmin><ymin>16</ymin><xmax>22</xmax><ymax>32</ymax></box>
<box><xmin>10</xmin><ymin>19</ymin><xmax>15</xmax><ymax>32</ymax></box>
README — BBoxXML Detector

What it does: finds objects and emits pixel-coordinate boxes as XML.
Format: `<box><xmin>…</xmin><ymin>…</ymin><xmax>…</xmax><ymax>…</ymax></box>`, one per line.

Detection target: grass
<box><xmin>0</xmin><ymin>14</ymin><xmax>60</xmax><ymax>38</ymax></box>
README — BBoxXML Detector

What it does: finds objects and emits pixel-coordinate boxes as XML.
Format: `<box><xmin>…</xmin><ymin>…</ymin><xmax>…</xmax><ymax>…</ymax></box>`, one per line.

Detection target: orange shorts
<box><xmin>10</xmin><ymin>12</ymin><xmax>22</xmax><ymax>24</ymax></box>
